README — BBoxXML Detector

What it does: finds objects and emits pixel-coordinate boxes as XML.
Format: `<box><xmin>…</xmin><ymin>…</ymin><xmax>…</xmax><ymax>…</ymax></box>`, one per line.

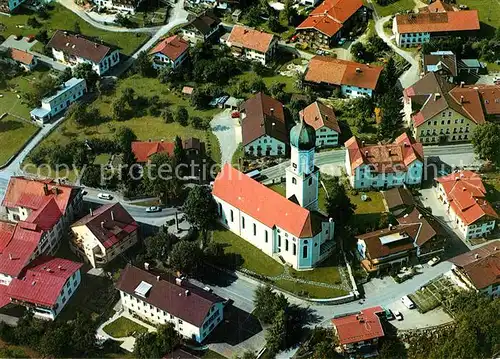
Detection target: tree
<box><xmin>73</xmin><ymin>21</ymin><xmax>81</xmax><ymax>33</ymax></box>
<box><xmin>471</xmin><ymin>123</ymin><xmax>500</xmax><ymax>165</ymax></box>
<box><xmin>350</xmin><ymin>42</ymin><xmax>366</xmax><ymax>62</ymax></box>
<box><xmin>112</xmin><ymin>96</ymin><xmax>129</xmax><ymax>121</ymax></box>
<box><xmin>249</xmin><ymin>77</ymin><xmax>267</xmax><ymax>93</ymax></box>
<box><xmin>253</xmin><ymin>285</ymin><xmax>287</xmax><ymax>324</ymax></box>
<box><xmin>175</xmin><ymin>106</ymin><xmax>189</xmax><ymax>126</ymax></box>
<box><xmin>173</xmin><ymin>136</ymin><xmax>184</xmax><ymax>165</ymax></box>
<box><xmin>162</xmin><ymin>107</ymin><xmax>174</xmax><ymax>123</ymax></box>
<box><xmin>73</xmin><ymin>62</ymin><xmax>99</xmax><ymax>89</ymax></box>
<box><xmin>378</xmin><ymin>88</ymin><xmax>403</xmax><ymax>139</ymax></box>
<box><xmin>145</xmin><ymin>229</ymin><xmax>178</xmax><ymax>261</ymax></box>
<box><xmin>267</xmin><ymin>14</ymin><xmax>281</xmax><ymax>32</ymax></box>
<box><xmin>22</xmin><ymin>75</ymin><xmax>57</xmax><ymax>108</ymax></box>
<box><xmin>266</xmin><ymin>309</ymin><xmax>287</xmax><ymax>356</ymax></box>
<box><xmin>325</xmin><ymin>177</ymin><xmax>356</xmax><ymax>229</ymax></box>
<box><xmin>122</xmin><ymin>87</ymin><xmax>135</xmax><ymax>104</ymax></box>
<box><xmin>27</xmin><ymin>17</ymin><xmax>41</xmax><ymax>28</ymax></box>
<box><xmin>134</xmin><ymin>51</ymin><xmax>153</xmax><ymax>77</ymax></box>
<box><xmin>169</xmin><ymin>240</ymin><xmax>202</xmax><ymax>275</ymax></box>
<box><xmin>58</xmin><ymin>67</ymin><xmax>73</xmax><ymax>85</ymax></box>
<box><xmin>115</xmin><ymin>126</ymin><xmax>137</xmax><ymax>153</ymax></box>
<box><xmin>379</xmin><ymin>57</ymin><xmax>398</xmax><ymax>93</ymax></box>
<box><xmin>183</xmin><ymin>186</ymin><xmax>218</xmax><ymax>242</ymax></box>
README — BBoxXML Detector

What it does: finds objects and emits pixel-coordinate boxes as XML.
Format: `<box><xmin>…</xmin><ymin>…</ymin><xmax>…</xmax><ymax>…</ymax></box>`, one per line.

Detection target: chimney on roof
<box><xmin>8</xmin><ymin>253</ymin><xmax>12</xmax><ymax>260</ymax></box>
<box><xmin>144</xmin><ymin>262</ymin><xmax>150</xmax><ymax>270</ymax></box>
<box><xmin>418</xmin><ymin>213</ymin><xmax>423</xmax><ymax>219</ymax></box>
<box><xmin>156</xmin><ymin>275</ymin><xmax>160</xmax><ymax>281</ymax></box>
<box><xmin>43</xmin><ymin>183</ymin><xmax>49</xmax><ymax>196</ymax></box>
<box><xmin>90</xmin><ymin>208</ymin><xmax>93</xmax><ymax>217</ymax></box>
<box><xmin>388</xmin><ymin>149</ymin><xmax>392</xmax><ymax>156</ymax></box>
<box><xmin>58</xmin><ymin>265</ymin><xmax>62</xmax><ymax>270</ymax></box>
<box><xmin>460</xmin><ymin>81</ymin><xmax>465</xmax><ymax>88</ymax></box>
<box><xmin>101</xmin><ymin>221</ymin><xmax>105</xmax><ymax>229</ymax></box>
<box><xmin>474</xmin><ymin>253</ymin><xmax>479</xmax><ymax>259</ymax></box>
<box><xmin>175</xmin><ymin>277</ymin><xmax>183</xmax><ymax>286</ymax></box>
<box><xmin>434</xmin><ymin>93</ymin><xmax>441</xmax><ymax>101</ymax></box>
<box><xmin>64</xmin><ymin>31</ymin><xmax>68</xmax><ymax>36</ymax></box>
<box><xmin>362</xmin><ymin>140</ymin><xmax>365</xmax><ymax>146</ymax></box>
<box><xmin>356</xmin><ymin>67</ymin><xmax>362</xmax><ymax>73</ymax></box>
<box><xmin>389</xmin><ymin>223</ymin><xmax>393</xmax><ymax>230</ymax></box>
<box><xmin>365</xmin><ymin>150</ymin><xmax>368</xmax><ymax>156</ymax></box>
<box><xmin>270</xmin><ymin>108</ymin><xmax>274</xmax><ymax>116</ymax></box>
<box><xmin>111</xmin><ymin>211</ymin><xmax>115</xmax><ymax>221</ymax></box>
<box><xmin>460</xmin><ymin>95</ymin><xmax>464</xmax><ymax>104</ymax></box>
<box><xmin>185</xmin><ymin>290</ymin><xmax>190</xmax><ymax>296</ymax></box>
<box><xmin>94</xmin><ymin>43</ymin><xmax>98</xmax><ymax>48</ymax></box>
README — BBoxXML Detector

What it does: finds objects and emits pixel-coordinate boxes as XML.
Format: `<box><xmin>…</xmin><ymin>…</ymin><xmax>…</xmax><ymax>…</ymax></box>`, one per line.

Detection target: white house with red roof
<box><xmin>7</xmin><ymin>256</ymin><xmax>82</xmax><ymax>320</ymax></box>
<box><xmin>435</xmin><ymin>171</ymin><xmax>498</xmax><ymax>240</ymax></box>
<box><xmin>331</xmin><ymin>306</ymin><xmax>385</xmax><ymax>355</ymax></box>
<box><xmin>70</xmin><ymin>203</ymin><xmax>138</xmax><ymax>268</ymax></box>
<box><xmin>212</xmin><ymin>120</ymin><xmax>335</xmax><ymax>270</ymax></box>
<box><xmin>226</xmin><ymin>25</ymin><xmax>277</xmax><ymax>65</ymax></box>
<box><xmin>2</xmin><ymin>177</ymin><xmax>84</xmax><ymax>256</ymax></box>
<box><xmin>149</xmin><ymin>35</ymin><xmax>189</xmax><ymax>70</ymax></box>
<box><xmin>299</xmin><ymin>101</ymin><xmax>340</xmax><ymax>147</ymax></box>
<box><xmin>345</xmin><ymin>133</ymin><xmax>424</xmax><ymax>190</ymax></box>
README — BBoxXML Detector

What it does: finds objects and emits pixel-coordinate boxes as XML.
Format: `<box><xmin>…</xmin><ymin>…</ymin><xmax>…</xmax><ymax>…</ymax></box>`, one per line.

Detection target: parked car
<box><xmin>231</xmin><ymin>111</ymin><xmax>240</xmax><ymax>118</ymax></box>
<box><xmin>459</xmin><ymin>4</ymin><xmax>468</xmax><ymax>9</ymax></box>
<box><xmin>146</xmin><ymin>206</ymin><xmax>162</xmax><ymax>213</ymax></box>
<box><xmin>383</xmin><ymin>308</ymin><xmax>394</xmax><ymax>320</ymax></box>
<box><xmin>394</xmin><ymin>311</ymin><xmax>403</xmax><ymax>320</ymax></box>
<box><xmin>338</xmin><ymin>38</ymin><xmax>347</xmax><ymax>45</ymax></box>
<box><xmin>97</xmin><ymin>193</ymin><xmax>113</xmax><ymax>200</ymax></box>
<box><xmin>401</xmin><ymin>295</ymin><xmax>416</xmax><ymax>309</ymax></box>
<box><xmin>427</xmin><ymin>256</ymin><xmax>441</xmax><ymax>266</ymax></box>
<box><xmin>290</xmin><ymin>35</ymin><xmax>298</xmax><ymax>43</ymax></box>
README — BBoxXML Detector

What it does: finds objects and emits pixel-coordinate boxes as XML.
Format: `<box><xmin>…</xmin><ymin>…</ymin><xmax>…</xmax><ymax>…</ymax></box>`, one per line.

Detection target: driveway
<box><xmin>211</xmin><ymin>109</ymin><xmax>242</xmax><ymax>165</ymax></box>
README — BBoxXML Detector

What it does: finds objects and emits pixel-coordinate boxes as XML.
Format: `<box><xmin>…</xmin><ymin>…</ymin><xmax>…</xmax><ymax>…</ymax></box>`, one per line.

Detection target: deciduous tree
<box><xmin>471</xmin><ymin>123</ymin><xmax>500</xmax><ymax>165</ymax></box>
<box><xmin>183</xmin><ymin>186</ymin><xmax>218</xmax><ymax>242</ymax></box>
<box><xmin>169</xmin><ymin>240</ymin><xmax>202</xmax><ymax>275</ymax></box>
<box><xmin>325</xmin><ymin>177</ymin><xmax>356</xmax><ymax>228</ymax></box>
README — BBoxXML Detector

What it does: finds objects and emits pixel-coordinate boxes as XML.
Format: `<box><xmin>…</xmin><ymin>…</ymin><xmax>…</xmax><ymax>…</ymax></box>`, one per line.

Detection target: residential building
<box><xmin>345</xmin><ymin>133</ymin><xmax>424</xmax><ymax>190</ymax></box>
<box><xmin>0</xmin><ymin>0</ymin><xmax>25</xmax><ymax>13</ymax></box>
<box><xmin>225</xmin><ymin>25</ymin><xmax>278</xmax><ymax>65</ymax></box>
<box><xmin>149</xmin><ymin>35</ymin><xmax>189</xmax><ymax>70</ymax></box>
<box><xmin>331</xmin><ymin>306</ymin><xmax>385</xmax><ymax>356</ymax></box>
<box><xmin>7</xmin><ymin>256</ymin><xmax>82</xmax><ymax>320</ymax></box>
<box><xmin>116</xmin><ymin>264</ymin><xmax>225</xmax><ymax>342</ymax></box>
<box><xmin>212</xmin><ymin>120</ymin><xmax>336</xmax><ymax>270</ymax></box>
<box><xmin>403</xmin><ymin>72</ymin><xmax>500</xmax><ymax>144</ymax></box>
<box><xmin>296</xmin><ymin>0</ymin><xmax>368</xmax><ymax>48</ymax></box>
<box><xmin>70</xmin><ymin>203</ymin><xmax>138</xmax><ymax>268</ymax></box>
<box><xmin>241</xmin><ymin>92</ymin><xmax>287</xmax><ymax>157</ymax></box>
<box><xmin>304</xmin><ymin>56</ymin><xmax>383</xmax><ymax>98</ymax></box>
<box><xmin>47</xmin><ymin>31</ymin><xmax>120</xmax><ymax>75</ymax></box>
<box><xmin>93</xmin><ymin>0</ymin><xmax>144</xmax><ymax>14</ymax></box>
<box><xmin>450</xmin><ymin>241</ymin><xmax>500</xmax><ymax>298</ymax></box>
<box><xmin>299</xmin><ymin>101</ymin><xmax>340</xmax><ymax>148</ymax></box>
<box><xmin>1</xmin><ymin>48</ymin><xmax>38</xmax><ymax>71</ymax></box>
<box><xmin>2</xmin><ymin>177</ymin><xmax>84</xmax><ymax>257</ymax></box>
<box><xmin>423</xmin><ymin>51</ymin><xmax>458</xmax><ymax>82</ymax></box>
<box><xmin>435</xmin><ymin>170</ymin><xmax>498</xmax><ymax>240</ymax></box>
<box><xmin>393</xmin><ymin>0</ymin><xmax>480</xmax><ymax>47</ymax></box>
<box><xmin>30</xmin><ymin>77</ymin><xmax>87</xmax><ymax>124</ymax></box>
<box><xmin>131</xmin><ymin>140</ymin><xmax>175</xmax><ymax>163</ymax></box>
<box><xmin>181</xmin><ymin>11</ymin><xmax>221</xmax><ymax>45</ymax></box>
<box><xmin>382</xmin><ymin>186</ymin><xmax>415</xmax><ymax>216</ymax></box>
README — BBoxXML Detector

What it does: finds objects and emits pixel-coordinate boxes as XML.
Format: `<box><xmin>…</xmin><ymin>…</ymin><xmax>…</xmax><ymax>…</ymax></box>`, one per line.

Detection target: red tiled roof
<box><xmin>8</xmin><ymin>256</ymin><xmax>82</xmax><ymax>307</ymax></box>
<box><xmin>305</xmin><ymin>56</ymin><xmax>383</xmax><ymax>90</ymax></box>
<box><xmin>241</xmin><ymin>92</ymin><xmax>287</xmax><ymax>146</ymax></box>
<box><xmin>345</xmin><ymin>133</ymin><xmax>424</xmax><ymax>175</ymax></box>
<box><xmin>72</xmin><ymin>203</ymin><xmax>138</xmax><ymax>249</ymax></box>
<box><xmin>395</xmin><ymin>9</ymin><xmax>479</xmax><ymax>34</ymax></box>
<box><xmin>227</xmin><ymin>25</ymin><xmax>275</xmax><ymax>53</ymax></box>
<box><xmin>149</xmin><ymin>35</ymin><xmax>189</xmax><ymax>61</ymax></box>
<box><xmin>47</xmin><ymin>30</ymin><xmax>114</xmax><ymax>64</ymax></box>
<box><xmin>299</xmin><ymin>101</ymin><xmax>340</xmax><ymax>133</ymax></box>
<box><xmin>0</xmin><ymin>222</ymin><xmax>43</xmax><ymax>278</ymax></box>
<box><xmin>297</xmin><ymin>0</ymin><xmax>363</xmax><ymax>38</ymax></box>
<box><xmin>331</xmin><ymin>306</ymin><xmax>385</xmax><ymax>345</ymax></box>
<box><xmin>357</xmin><ymin>224</ymin><xmax>418</xmax><ymax>259</ymax></box>
<box><xmin>450</xmin><ymin>240</ymin><xmax>500</xmax><ymax>290</ymax></box>
<box><xmin>116</xmin><ymin>265</ymin><xmax>224</xmax><ymax>327</ymax></box>
<box><xmin>10</xmin><ymin>48</ymin><xmax>34</xmax><ymax>65</ymax></box>
<box><xmin>131</xmin><ymin>141</ymin><xmax>175</xmax><ymax>163</ymax></box>
<box><xmin>422</xmin><ymin>0</ymin><xmax>456</xmax><ymax>12</ymax></box>
<box><xmin>0</xmin><ymin>285</ymin><xmax>10</xmax><ymax>308</ymax></box>
<box><xmin>213</xmin><ymin>164</ymin><xmax>324</xmax><ymax>238</ymax></box>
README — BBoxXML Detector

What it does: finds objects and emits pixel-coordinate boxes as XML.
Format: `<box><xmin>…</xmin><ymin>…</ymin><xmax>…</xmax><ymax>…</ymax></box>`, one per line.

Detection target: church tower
<box><xmin>286</xmin><ymin>118</ymin><xmax>319</xmax><ymax>211</ymax></box>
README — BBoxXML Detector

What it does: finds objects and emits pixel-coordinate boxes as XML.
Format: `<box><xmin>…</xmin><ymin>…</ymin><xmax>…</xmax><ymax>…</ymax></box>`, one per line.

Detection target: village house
<box><xmin>116</xmin><ymin>264</ymin><xmax>225</xmax><ymax>342</ymax></box>
<box><xmin>435</xmin><ymin>170</ymin><xmax>498</xmax><ymax>240</ymax></box>
<box><xmin>241</xmin><ymin>92</ymin><xmax>287</xmax><ymax>157</ymax></box>
<box><xmin>70</xmin><ymin>203</ymin><xmax>138</xmax><ymax>268</ymax></box>
<box><xmin>331</xmin><ymin>306</ymin><xmax>385</xmax><ymax>356</ymax></box>
<box><xmin>296</xmin><ymin>0</ymin><xmax>368</xmax><ymax>48</ymax></box>
<box><xmin>422</xmin><ymin>51</ymin><xmax>483</xmax><ymax>83</ymax></box>
<box><xmin>181</xmin><ymin>11</ymin><xmax>221</xmax><ymax>45</ymax></box>
<box><xmin>404</xmin><ymin>72</ymin><xmax>500</xmax><ymax>144</ymax></box>
<box><xmin>93</xmin><ymin>0</ymin><xmax>144</xmax><ymax>14</ymax></box>
<box><xmin>393</xmin><ymin>0</ymin><xmax>480</xmax><ymax>48</ymax></box>
<box><xmin>149</xmin><ymin>35</ymin><xmax>189</xmax><ymax>70</ymax></box>
<box><xmin>2</xmin><ymin>177</ymin><xmax>84</xmax><ymax>259</ymax></box>
<box><xmin>30</xmin><ymin>77</ymin><xmax>87</xmax><ymax>124</ymax></box>
<box><xmin>47</xmin><ymin>31</ymin><xmax>120</xmax><ymax>76</ymax></box>
<box><xmin>0</xmin><ymin>0</ymin><xmax>25</xmax><ymax>13</ymax></box>
<box><xmin>131</xmin><ymin>140</ymin><xmax>175</xmax><ymax>163</ymax></box>
<box><xmin>304</xmin><ymin>56</ymin><xmax>383</xmax><ymax>98</ymax></box>
<box><xmin>345</xmin><ymin>133</ymin><xmax>424</xmax><ymax>190</ymax></box>
<box><xmin>450</xmin><ymin>241</ymin><xmax>500</xmax><ymax>298</ymax></box>
<box><xmin>1</xmin><ymin>48</ymin><xmax>38</xmax><ymax>71</ymax></box>
<box><xmin>299</xmin><ymin>101</ymin><xmax>340</xmax><ymax>148</ymax></box>
<box><xmin>213</xmin><ymin>120</ymin><xmax>336</xmax><ymax>270</ymax></box>
<box><xmin>225</xmin><ymin>25</ymin><xmax>278</xmax><ymax>65</ymax></box>
<box><xmin>7</xmin><ymin>256</ymin><xmax>82</xmax><ymax>320</ymax></box>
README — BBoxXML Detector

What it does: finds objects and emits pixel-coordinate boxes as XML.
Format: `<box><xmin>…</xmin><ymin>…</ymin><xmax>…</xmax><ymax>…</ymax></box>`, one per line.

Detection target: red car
<box><xmin>231</xmin><ymin>111</ymin><xmax>240</xmax><ymax>118</ymax></box>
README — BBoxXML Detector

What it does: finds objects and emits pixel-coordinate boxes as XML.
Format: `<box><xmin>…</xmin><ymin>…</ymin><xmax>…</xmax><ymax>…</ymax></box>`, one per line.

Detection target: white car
<box><xmin>394</xmin><ymin>311</ymin><xmax>403</xmax><ymax>321</ymax></box>
<box><xmin>97</xmin><ymin>193</ymin><xmax>113</xmax><ymax>200</ymax></box>
<box><xmin>401</xmin><ymin>295</ymin><xmax>416</xmax><ymax>309</ymax></box>
<box><xmin>427</xmin><ymin>257</ymin><xmax>441</xmax><ymax>266</ymax></box>
<box><xmin>145</xmin><ymin>206</ymin><xmax>161</xmax><ymax>213</ymax></box>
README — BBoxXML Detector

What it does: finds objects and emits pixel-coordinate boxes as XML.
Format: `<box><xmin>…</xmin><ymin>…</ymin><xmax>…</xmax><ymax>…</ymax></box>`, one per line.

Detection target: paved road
<box><xmin>211</xmin><ymin>109</ymin><xmax>242</xmax><ymax>165</ymax></box>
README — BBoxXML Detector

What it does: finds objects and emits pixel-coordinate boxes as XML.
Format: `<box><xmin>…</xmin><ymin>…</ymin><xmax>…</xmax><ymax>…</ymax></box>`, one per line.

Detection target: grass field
<box><xmin>0</xmin><ymin>4</ymin><xmax>149</xmax><ymax>55</ymax></box>
<box><xmin>483</xmin><ymin>172</ymin><xmax>500</xmax><ymax>203</ymax></box>
<box><xmin>371</xmin><ymin>0</ymin><xmax>416</xmax><ymax>17</ymax></box>
<box><xmin>228</xmin><ymin>71</ymin><xmax>299</xmax><ymax>96</ymax></box>
<box><xmin>103</xmin><ymin>317</ymin><xmax>149</xmax><ymax>338</ymax></box>
<box><xmin>0</xmin><ymin>115</ymin><xmax>38</xmax><ymax>166</ymax></box>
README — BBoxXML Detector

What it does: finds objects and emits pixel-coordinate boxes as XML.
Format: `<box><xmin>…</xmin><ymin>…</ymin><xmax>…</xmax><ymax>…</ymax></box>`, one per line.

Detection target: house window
<box><xmin>230</xmin><ymin>210</ymin><xmax>234</xmax><ymax>222</ymax></box>
<box><xmin>293</xmin><ymin>243</ymin><xmax>296</xmax><ymax>255</ymax></box>
<box><xmin>292</xmin><ymin>177</ymin><xmax>297</xmax><ymax>185</ymax></box>
<box><xmin>253</xmin><ymin>223</ymin><xmax>256</xmax><ymax>236</ymax></box>
<box><xmin>303</xmin><ymin>245</ymin><xmax>308</xmax><ymax>259</ymax></box>
<box><xmin>242</xmin><ymin>216</ymin><xmax>245</xmax><ymax>229</ymax></box>
<box><xmin>278</xmin><ymin>235</ymin><xmax>281</xmax><ymax>247</ymax></box>
<box><xmin>285</xmin><ymin>239</ymin><xmax>289</xmax><ymax>251</ymax></box>
<box><xmin>265</xmin><ymin>231</ymin><xmax>268</xmax><ymax>243</ymax></box>
<box><xmin>308</xmin><ymin>177</ymin><xmax>313</xmax><ymax>185</ymax></box>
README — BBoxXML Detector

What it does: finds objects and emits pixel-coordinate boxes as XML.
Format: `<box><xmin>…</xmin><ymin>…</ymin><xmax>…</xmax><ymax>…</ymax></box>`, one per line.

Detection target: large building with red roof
<box><xmin>225</xmin><ymin>25</ymin><xmax>278</xmax><ymax>65</ymax></box>
<box><xmin>435</xmin><ymin>171</ymin><xmax>498</xmax><ymax>240</ymax></box>
<box><xmin>393</xmin><ymin>0</ymin><xmax>480</xmax><ymax>47</ymax></box>
<box><xmin>70</xmin><ymin>203</ymin><xmax>138</xmax><ymax>268</ymax></box>
<box><xmin>116</xmin><ymin>264</ymin><xmax>225</xmax><ymax>343</ymax></box>
<box><xmin>345</xmin><ymin>133</ymin><xmax>424</xmax><ymax>190</ymax></box>
<box><xmin>296</xmin><ymin>0</ymin><xmax>368</xmax><ymax>48</ymax></box>
<box><xmin>331</xmin><ymin>306</ymin><xmax>385</xmax><ymax>355</ymax></box>
<box><xmin>212</xmin><ymin>120</ymin><xmax>335</xmax><ymax>270</ymax></box>
<box><xmin>149</xmin><ymin>35</ymin><xmax>189</xmax><ymax>70</ymax></box>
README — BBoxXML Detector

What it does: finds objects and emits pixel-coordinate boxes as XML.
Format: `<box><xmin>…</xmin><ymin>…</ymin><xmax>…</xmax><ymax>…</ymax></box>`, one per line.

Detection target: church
<box><xmin>212</xmin><ymin>119</ymin><xmax>336</xmax><ymax>270</ymax></box>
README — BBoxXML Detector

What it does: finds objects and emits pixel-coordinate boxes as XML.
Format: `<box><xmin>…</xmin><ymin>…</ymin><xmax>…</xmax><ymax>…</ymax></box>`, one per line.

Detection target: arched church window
<box><xmin>303</xmin><ymin>245</ymin><xmax>308</xmax><ymax>259</ymax></box>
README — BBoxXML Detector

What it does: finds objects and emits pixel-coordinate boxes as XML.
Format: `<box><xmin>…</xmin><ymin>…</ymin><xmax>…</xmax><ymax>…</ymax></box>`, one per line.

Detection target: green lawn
<box><xmin>289</xmin><ymin>256</ymin><xmax>342</xmax><ymax>285</ymax></box>
<box><xmin>371</xmin><ymin>0</ymin><xmax>416</xmax><ymax>17</ymax></box>
<box><xmin>102</xmin><ymin>317</ymin><xmax>149</xmax><ymax>338</ymax></box>
<box><xmin>348</xmin><ymin>190</ymin><xmax>387</xmax><ymax>231</ymax></box>
<box><xmin>458</xmin><ymin>0</ymin><xmax>500</xmax><ymax>31</ymax></box>
<box><xmin>0</xmin><ymin>115</ymin><xmax>38</xmax><ymax>166</ymax></box>
<box><xmin>212</xmin><ymin>228</ymin><xmax>284</xmax><ymax>277</ymax></box>
<box><xmin>0</xmin><ymin>4</ymin><xmax>149</xmax><ymax>55</ymax></box>
<box><xmin>274</xmin><ymin>279</ymin><xmax>348</xmax><ymax>299</ymax></box>
<box><xmin>483</xmin><ymin>172</ymin><xmax>500</xmax><ymax>203</ymax></box>
<box><xmin>231</xmin><ymin>143</ymin><xmax>244</xmax><ymax>166</ymax></box>
<box><xmin>228</xmin><ymin>71</ymin><xmax>299</xmax><ymax>96</ymax></box>
<box><xmin>93</xmin><ymin>153</ymin><xmax>112</xmax><ymax>165</ymax></box>
<box><xmin>201</xmin><ymin>350</ymin><xmax>228</xmax><ymax>359</ymax></box>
